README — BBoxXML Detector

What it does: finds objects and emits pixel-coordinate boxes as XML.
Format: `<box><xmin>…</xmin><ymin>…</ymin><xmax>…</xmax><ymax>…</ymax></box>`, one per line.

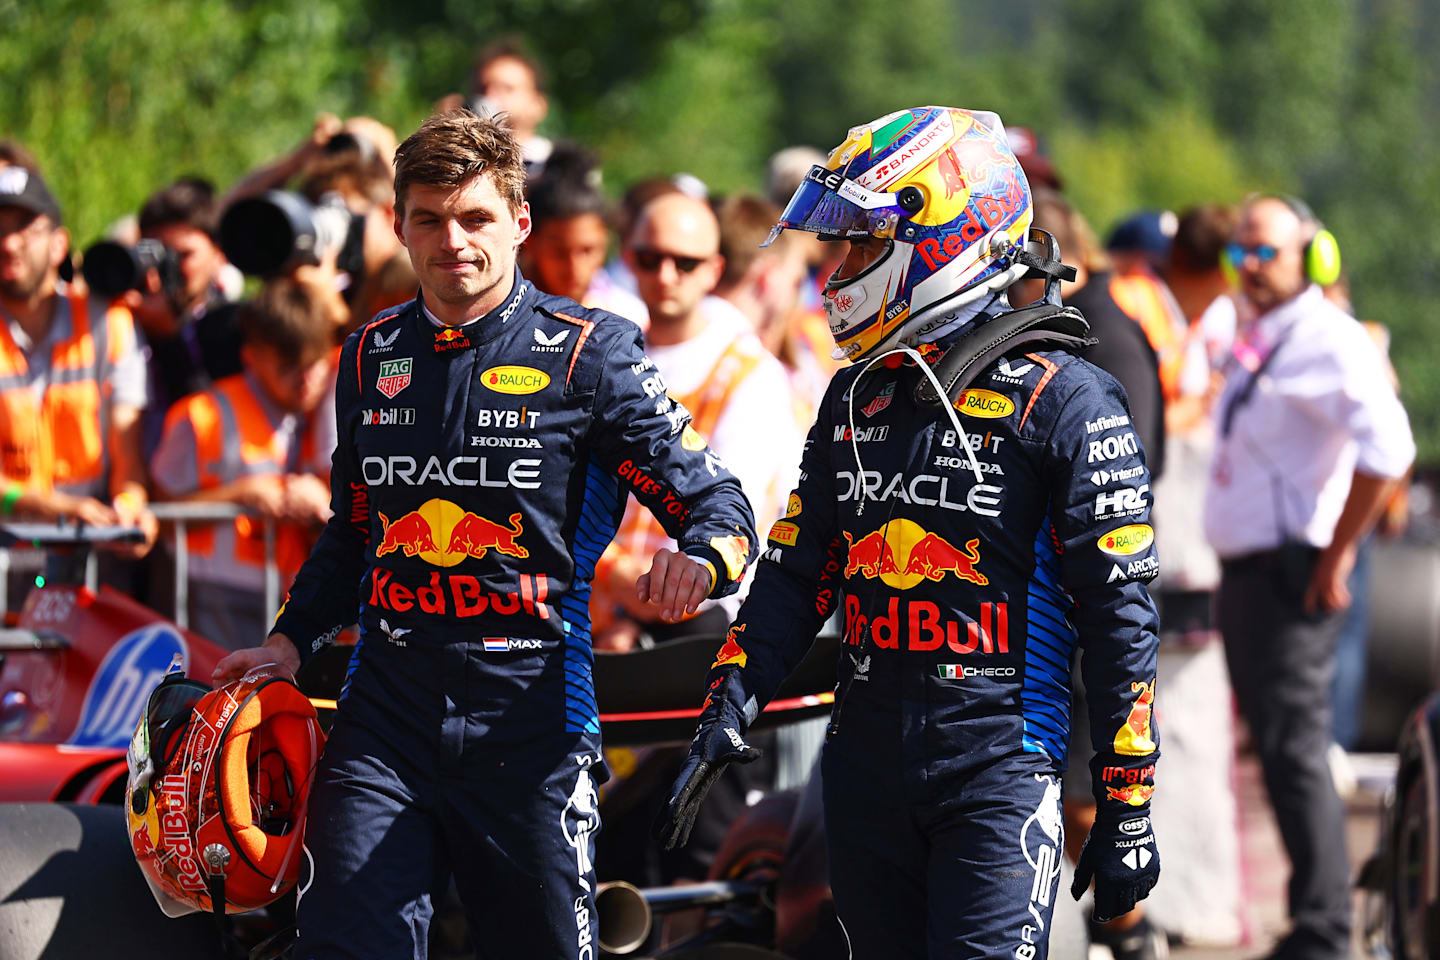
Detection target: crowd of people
<box><xmin>0</xmin><ymin>35</ymin><xmax>1419</xmax><ymax>960</ymax></box>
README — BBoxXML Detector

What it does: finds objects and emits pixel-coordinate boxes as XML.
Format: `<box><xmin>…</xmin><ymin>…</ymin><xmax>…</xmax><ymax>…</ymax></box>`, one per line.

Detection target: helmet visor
<box><xmin>764</xmin><ymin>165</ymin><xmax>902</xmax><ymax>247</ymax></box>
<box><xmin>128</xmin><ymin>675</ymin><xmax>209</xmax><ymax>808</ymax></box>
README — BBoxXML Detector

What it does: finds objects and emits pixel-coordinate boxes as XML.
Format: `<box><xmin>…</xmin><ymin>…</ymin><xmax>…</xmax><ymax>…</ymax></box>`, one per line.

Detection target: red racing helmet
<box><xmin>124</xmin><ymin>660</ymin><xmax>324</xmax><ymax>918</ymax></box>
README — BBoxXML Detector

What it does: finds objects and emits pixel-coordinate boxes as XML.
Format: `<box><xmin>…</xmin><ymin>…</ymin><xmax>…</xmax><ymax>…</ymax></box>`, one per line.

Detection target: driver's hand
<box><xmin>636</xmin><ymin>549</ymin><xmax>714</xmax><ymax>623</ymax></box>
<box><xmin>213</xmin><ymin>633</ymin><xmax>301</xmax><ymax>683</ymax></box>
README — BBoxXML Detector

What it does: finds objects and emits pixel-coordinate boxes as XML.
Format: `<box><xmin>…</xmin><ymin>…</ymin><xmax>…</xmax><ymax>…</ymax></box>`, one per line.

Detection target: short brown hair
<box><xmin>139</xmin><ymin>177</ymin><xmax>220</xmax><ymax>239</ymax></box>
<box><xmin>474</xmin><ymin>37</ymin><xmax>548</xmax><ymax>95</ymax></box>
<box><xmin>239</xmin><ymin>276</ymin><xmax>342</xmax><ymax>362</ymax></box>
<box><xmin>716</xmin><ymin>194</ymin><xmax>801</xmax><ymax>289</ymax></box>
<box><xmin>393</xmin><ymin>111</ymin><xmax>525</xmax><ymax>217</ymax></box>
<box><xmin>1030</xmin><ymin>188</ymin><xmax>1111</xmax><ymax>275</ymax></box>
<box><xmin>1168</xmin><ymin>204</ymin><xmax>1238</xmax><ymax>275</ymax></box>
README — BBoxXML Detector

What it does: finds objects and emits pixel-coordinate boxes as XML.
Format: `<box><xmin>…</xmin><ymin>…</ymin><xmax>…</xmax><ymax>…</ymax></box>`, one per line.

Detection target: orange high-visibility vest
<box><xmin>590</xmin><ymin>336</ymin><xmax>769</xmax><ymax>631</ymax></box>
<box><xmin>1108</xmin><ymin>269</ymin><xmax>1188</xmax><ymax>403</ymax></box>
<box><xmin>0</xmin><ymin>292</ymin><xmax>136</xmax><ymax>496</ymax></box>
<box><xmin>163</xmin><ymin>374</ymin><xmax>320</xmax><ymax>588</ymax></box>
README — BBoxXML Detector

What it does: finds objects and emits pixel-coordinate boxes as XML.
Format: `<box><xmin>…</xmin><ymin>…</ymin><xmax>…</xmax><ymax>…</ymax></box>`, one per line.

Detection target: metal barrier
<box><xmin>0</xmin><ymin>503</ymin><xmax>282</xmax><ymax>632</ymax></box>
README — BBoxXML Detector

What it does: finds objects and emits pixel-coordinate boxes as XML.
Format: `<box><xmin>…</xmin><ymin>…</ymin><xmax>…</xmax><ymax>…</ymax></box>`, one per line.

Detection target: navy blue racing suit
<box><xmin>272</xmin><ymin>271</ymin><xmax>756</xmax><ymax>960</ymax></box>
<box><xmin>701</xmin><ymin>333</ymin><xmax>1160</xmax><ymax>958</ymax></box>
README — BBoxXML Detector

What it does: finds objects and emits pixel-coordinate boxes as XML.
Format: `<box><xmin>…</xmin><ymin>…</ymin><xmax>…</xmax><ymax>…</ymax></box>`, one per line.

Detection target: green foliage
<box><xmin>3</xmin><ymin>0</ymin><xmax>1438</xmax><ymax>456</ymax></box>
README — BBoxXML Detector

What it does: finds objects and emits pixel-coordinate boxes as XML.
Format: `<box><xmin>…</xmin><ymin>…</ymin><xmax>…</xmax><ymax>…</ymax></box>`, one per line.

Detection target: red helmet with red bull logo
<box><xmin>124</xmin><ymin>661</ymin><xmax>324</xmax><ymax>917</ymax></box>
<box><xmin>766</xmin><ymin>106</ymin><xmax>1034</xmax><ymax>361</ymax></box>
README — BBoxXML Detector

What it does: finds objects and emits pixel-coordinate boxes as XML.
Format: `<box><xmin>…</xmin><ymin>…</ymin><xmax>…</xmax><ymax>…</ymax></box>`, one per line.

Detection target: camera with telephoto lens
<box><xmin>81</xmin><ymin>239</ymin><xmax>183</xmax><ymax>301</ymax></box>
<box><xmin>218</xmin><ymin>190</ymin><xmax>366</xmax><ymax>278</ymax></box>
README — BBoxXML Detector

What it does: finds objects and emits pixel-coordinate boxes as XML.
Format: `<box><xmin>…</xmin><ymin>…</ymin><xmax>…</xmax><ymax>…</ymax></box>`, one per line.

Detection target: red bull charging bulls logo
<box><xmin>843</xmin><ymin>519</ymin><xmax>988</xmax><ymax>589</ymax></box>
<box><xmin>376</xmin><ymin>499</ymin><xmax>529</xmax><ymax>566</ymax></box>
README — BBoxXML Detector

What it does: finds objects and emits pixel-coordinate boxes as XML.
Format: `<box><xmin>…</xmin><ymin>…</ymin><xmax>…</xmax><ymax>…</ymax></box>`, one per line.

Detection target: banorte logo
<box><xmin>376</xmin><ymin>499</ymin><xmax>528</xmax><ymax>566</ymax></box>
<box><xmin>843</xmin><ymin>518</ymin><xmax>988</xmax><ymax>589</ymax></box>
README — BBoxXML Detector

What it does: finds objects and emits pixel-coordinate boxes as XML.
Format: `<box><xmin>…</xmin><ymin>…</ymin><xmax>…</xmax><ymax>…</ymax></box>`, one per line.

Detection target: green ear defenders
<box><xmin>1276</xmin><ymin>194</ymin><xmax>1343</xmax><ymax>287</ymax></box>
<box><xmin>1223</xmin><ymin>195</ymin><xmax>1342</xmax><ymax>288</ymax></box>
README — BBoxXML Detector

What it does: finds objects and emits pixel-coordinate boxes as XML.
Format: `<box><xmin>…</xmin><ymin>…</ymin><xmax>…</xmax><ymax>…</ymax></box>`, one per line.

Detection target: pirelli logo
<box><xmin>362</xmin><ymin>408</ymin><xmax>416</xmax><ymax>426</ymax></box>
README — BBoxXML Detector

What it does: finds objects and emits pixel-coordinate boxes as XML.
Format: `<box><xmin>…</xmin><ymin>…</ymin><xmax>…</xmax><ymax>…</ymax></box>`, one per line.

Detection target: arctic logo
<box><xmin>532</xmin><ymin>328</ymin><xmax>570</xmax><ymax>352</ymax></box>
<box><xmin>1108</xmin><ymin>556</ymin><xmax>1160</xmax><ymax>582</ymax></box>
<box><xmin>372</xmin><ymin>327</ymin><xmax>401</xmax><ymax>352</ymax></box>
<box><xmin>70</xmin><ymin>624</ymin><xmax>187</xmax><ymax>748</ymax></box>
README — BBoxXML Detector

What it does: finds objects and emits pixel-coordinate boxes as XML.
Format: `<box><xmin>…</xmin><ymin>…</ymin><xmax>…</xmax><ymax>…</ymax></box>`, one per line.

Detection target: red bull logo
<box><xmin>376</xmin><ymin>499</ymin><xmax>527</xmax><ymax>566</ymax></box>
<box><xmin>712</xmin><ymin>624</ymin><xmax>748</xmax><ymax>669</ymax></box>
<box><xmin>843</xmin><ymin>594</ymin><xmax>1008</xmax><ymax>655</ymax></box>
<box><xmin>1114</xmin><ymin>679</ymin><xmax>1157</xmax><ymax>756</ymax></box>
<box><xmin>1105</xmin><ymin>783</ymin><xmax>1155</xmax><ymax>807</ymax></box>
<box><xmin>368</xmin><ymin>568</ymin><xmax>551</xmax><ymax>619</ymax></box>
<box><xmin>434</xmin><ymin>326</ymin><xmax>472</xmax><ymax>353</ymax></box>
<box><xmin>843</xmin><ymin>519</ymin><xmax>987</xmax><ymax>589</ymax></box>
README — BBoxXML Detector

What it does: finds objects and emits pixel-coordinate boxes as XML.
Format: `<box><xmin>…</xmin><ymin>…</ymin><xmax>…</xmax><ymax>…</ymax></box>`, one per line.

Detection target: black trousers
<box><xmin>1218</xmin><ymin>547</ymin><xmax>1351</xmax><ymax>958</ymax></box>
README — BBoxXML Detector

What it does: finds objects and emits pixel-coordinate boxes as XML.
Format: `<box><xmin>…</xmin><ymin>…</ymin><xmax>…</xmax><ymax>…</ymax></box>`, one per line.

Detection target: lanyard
<box><xmin>1220</xmin><ymin>320</ymin><xmax>1296</xmax><ymax>437</ymax></box>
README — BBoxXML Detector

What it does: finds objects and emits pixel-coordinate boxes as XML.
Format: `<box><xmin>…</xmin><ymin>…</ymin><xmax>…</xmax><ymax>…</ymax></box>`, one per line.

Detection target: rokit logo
<box><xmin>1088</xmin><ymin>431</ymin><xmax>1139</xmax><ymax>464</ymax></box>
<box><xmin>362</xmin><ymin>407</ymin><xmax>416</xmax><ymax>426</ymax></box>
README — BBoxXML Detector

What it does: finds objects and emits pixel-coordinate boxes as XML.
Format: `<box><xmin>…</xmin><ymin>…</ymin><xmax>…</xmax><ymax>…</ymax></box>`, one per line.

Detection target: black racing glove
<box><xmin>1071</xmin><ymin>753</ymin><xmax>1160</xmax><ymax>922</ymax></box>
<box><xmin>656</xmin><ymin>698</ymin><xmax>761</xmax><ymax>850</ymax></box>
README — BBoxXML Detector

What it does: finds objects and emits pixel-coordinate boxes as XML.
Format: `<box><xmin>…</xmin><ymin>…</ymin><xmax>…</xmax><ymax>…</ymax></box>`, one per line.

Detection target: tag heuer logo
<box><xmin>532</xmin><ymin>328</ymin><xmax>570</xmax><ymax>352</ymax></box>
<box><xmin>861</xmin><ymin>382</ymin><xmax>895</xmax><ymax>418</ymax></box>
<box><xmin>372</xmin><ymin>327</ymin><xmax>401</xmax><ymax>352</ymax></box>
<box><xmin>376</xmin><ymin>358</ymin><xmax>412</xmax><ymax>399</ymax></box>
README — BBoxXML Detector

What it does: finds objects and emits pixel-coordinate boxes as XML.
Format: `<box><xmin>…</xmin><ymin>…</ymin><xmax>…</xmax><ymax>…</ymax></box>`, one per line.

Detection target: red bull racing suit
<box><xmin>703</xmin><ymin>338</ymin><xmax>1160</xmax><ymax>958</ymax></box>
<box><xmin>271</xmin><ymin>270</ymin><xmax>756</xmax><ymax>959</ymax></box>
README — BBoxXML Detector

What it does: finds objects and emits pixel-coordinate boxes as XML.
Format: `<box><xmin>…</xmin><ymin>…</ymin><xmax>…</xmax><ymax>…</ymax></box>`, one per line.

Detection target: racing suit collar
<box><xmin>415</xmin><ymin>267</ymin><xmax>538</xmax><ymax>351</ymax></box>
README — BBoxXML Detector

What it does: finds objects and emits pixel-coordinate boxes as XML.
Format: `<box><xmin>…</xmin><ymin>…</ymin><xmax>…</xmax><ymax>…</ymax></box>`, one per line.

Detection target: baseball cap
<box><xmin>1106</xmin><ymin>209</ymin><xmax>1179</xmax><ymax>264</ymax></box>
<box><xmin>0</xmin><ymin>165</ymin><xmax>63</xmax><ymax>224</ymax></box>
<box><xmin>1005</xmin><ymin>125</ymin><xmax>1062</xmax><ymax>191</ymax></box>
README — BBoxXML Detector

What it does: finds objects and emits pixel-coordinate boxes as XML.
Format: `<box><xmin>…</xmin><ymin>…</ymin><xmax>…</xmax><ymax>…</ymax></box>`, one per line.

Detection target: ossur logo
<box><xmin>954</xmin><ymin>388</ymin><xmax>1014</xmax><ymax>419</ymax></box>
<box><xmin>481</xmin><ymin>365</ymin><xmax>551</xmax><ymax>395</ymax></box>
<box><xmin>1098</xmin><ymin>524</ymin><xmax>1155</xmax><ymax>557</ymax></box>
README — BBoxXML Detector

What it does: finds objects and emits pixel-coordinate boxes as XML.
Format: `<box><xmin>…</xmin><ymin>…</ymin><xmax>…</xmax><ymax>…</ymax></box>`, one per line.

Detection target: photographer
<box><xmin>126</xmin><ymin>178</ymin><xmax>245</xmax><ymax>430</ymax></box>
<box><xmin>220</xmin><ymin>115</ymin><xmax>413</xmax><ymax>328</ymax></box>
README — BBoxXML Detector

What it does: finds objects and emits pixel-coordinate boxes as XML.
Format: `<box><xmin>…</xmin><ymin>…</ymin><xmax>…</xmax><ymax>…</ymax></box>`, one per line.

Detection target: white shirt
<box><xmin>645</xmin><ymin>300</ymin><xmax>801</xmax><ymax>533</ymax></box>
<box><xmin>1202</xmin><ymin>285</ymin><xmax>1414</xmax><ymax>558</ymax></box>
<box><xmin>639</xmin><ymin>300</ymin><xmax>802</xmax><ymax>609</ymax></box>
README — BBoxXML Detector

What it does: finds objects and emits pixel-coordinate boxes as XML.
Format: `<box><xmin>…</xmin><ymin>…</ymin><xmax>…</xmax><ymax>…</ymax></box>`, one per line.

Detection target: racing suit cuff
<box><xmin>682</xmin><ymin>548</ymin><xmax>722</xmax><ymax>597</ymax></box>
<box><xmin>1089</xmin><ymin>752</ymin><xmax>1158</xmax><ymax>816</ymax></box>
<box><xmin>270</xmin><ymin>608</ymin><xmax>341</xmax><ymax>668</ymax></box>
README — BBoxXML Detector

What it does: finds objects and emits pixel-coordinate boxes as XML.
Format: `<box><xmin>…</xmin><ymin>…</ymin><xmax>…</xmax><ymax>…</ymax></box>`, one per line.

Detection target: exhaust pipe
<box><xmin>596</xmin><ymin>881</ymin><xmax>652</xmax><ymax>955</ymax></box>
<box><xmin>596</xmin><ymin>879</ymin><xmax>765</xmax><ymax>954</ymax></box>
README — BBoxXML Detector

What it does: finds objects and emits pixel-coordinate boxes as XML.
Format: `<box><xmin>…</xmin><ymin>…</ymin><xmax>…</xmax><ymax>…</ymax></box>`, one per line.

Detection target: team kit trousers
<box><xmin>1218</xmin><ymin>547</ymin><xmax>1351</xmax><ymax>958</ymax></box>
<box><xmin>822</xmin><ymin>713</ymin><xmax>1065</xmax><ymax>959</ymax></box>
<box><xmin>294</xmin><ymin>637</ymin><xmax>607</xmax><ymax>960</ymax></box>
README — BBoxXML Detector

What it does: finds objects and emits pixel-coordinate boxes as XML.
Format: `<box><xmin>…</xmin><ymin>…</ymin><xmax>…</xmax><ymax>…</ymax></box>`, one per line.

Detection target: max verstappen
<box><xmin>214</xmin><ymin>111</ymin><xmax>756</xmax><ymax>959</ymax></box>
<box><xmin>658</xmin><ymin>107</ymin><xmax>1161</xmax><ymax>958</ymax></box>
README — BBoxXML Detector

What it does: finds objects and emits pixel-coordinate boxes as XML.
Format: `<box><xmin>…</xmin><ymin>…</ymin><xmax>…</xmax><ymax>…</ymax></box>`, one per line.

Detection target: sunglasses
<box><xmin>1226</xmin><ymin>242</ymin><xmax>1280</xmax><ymax>265</ymax></box>
<box><xmin>631</xmin><ymin>248</ymin><xmax>707</xmax><ymax>274</ymax></box>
